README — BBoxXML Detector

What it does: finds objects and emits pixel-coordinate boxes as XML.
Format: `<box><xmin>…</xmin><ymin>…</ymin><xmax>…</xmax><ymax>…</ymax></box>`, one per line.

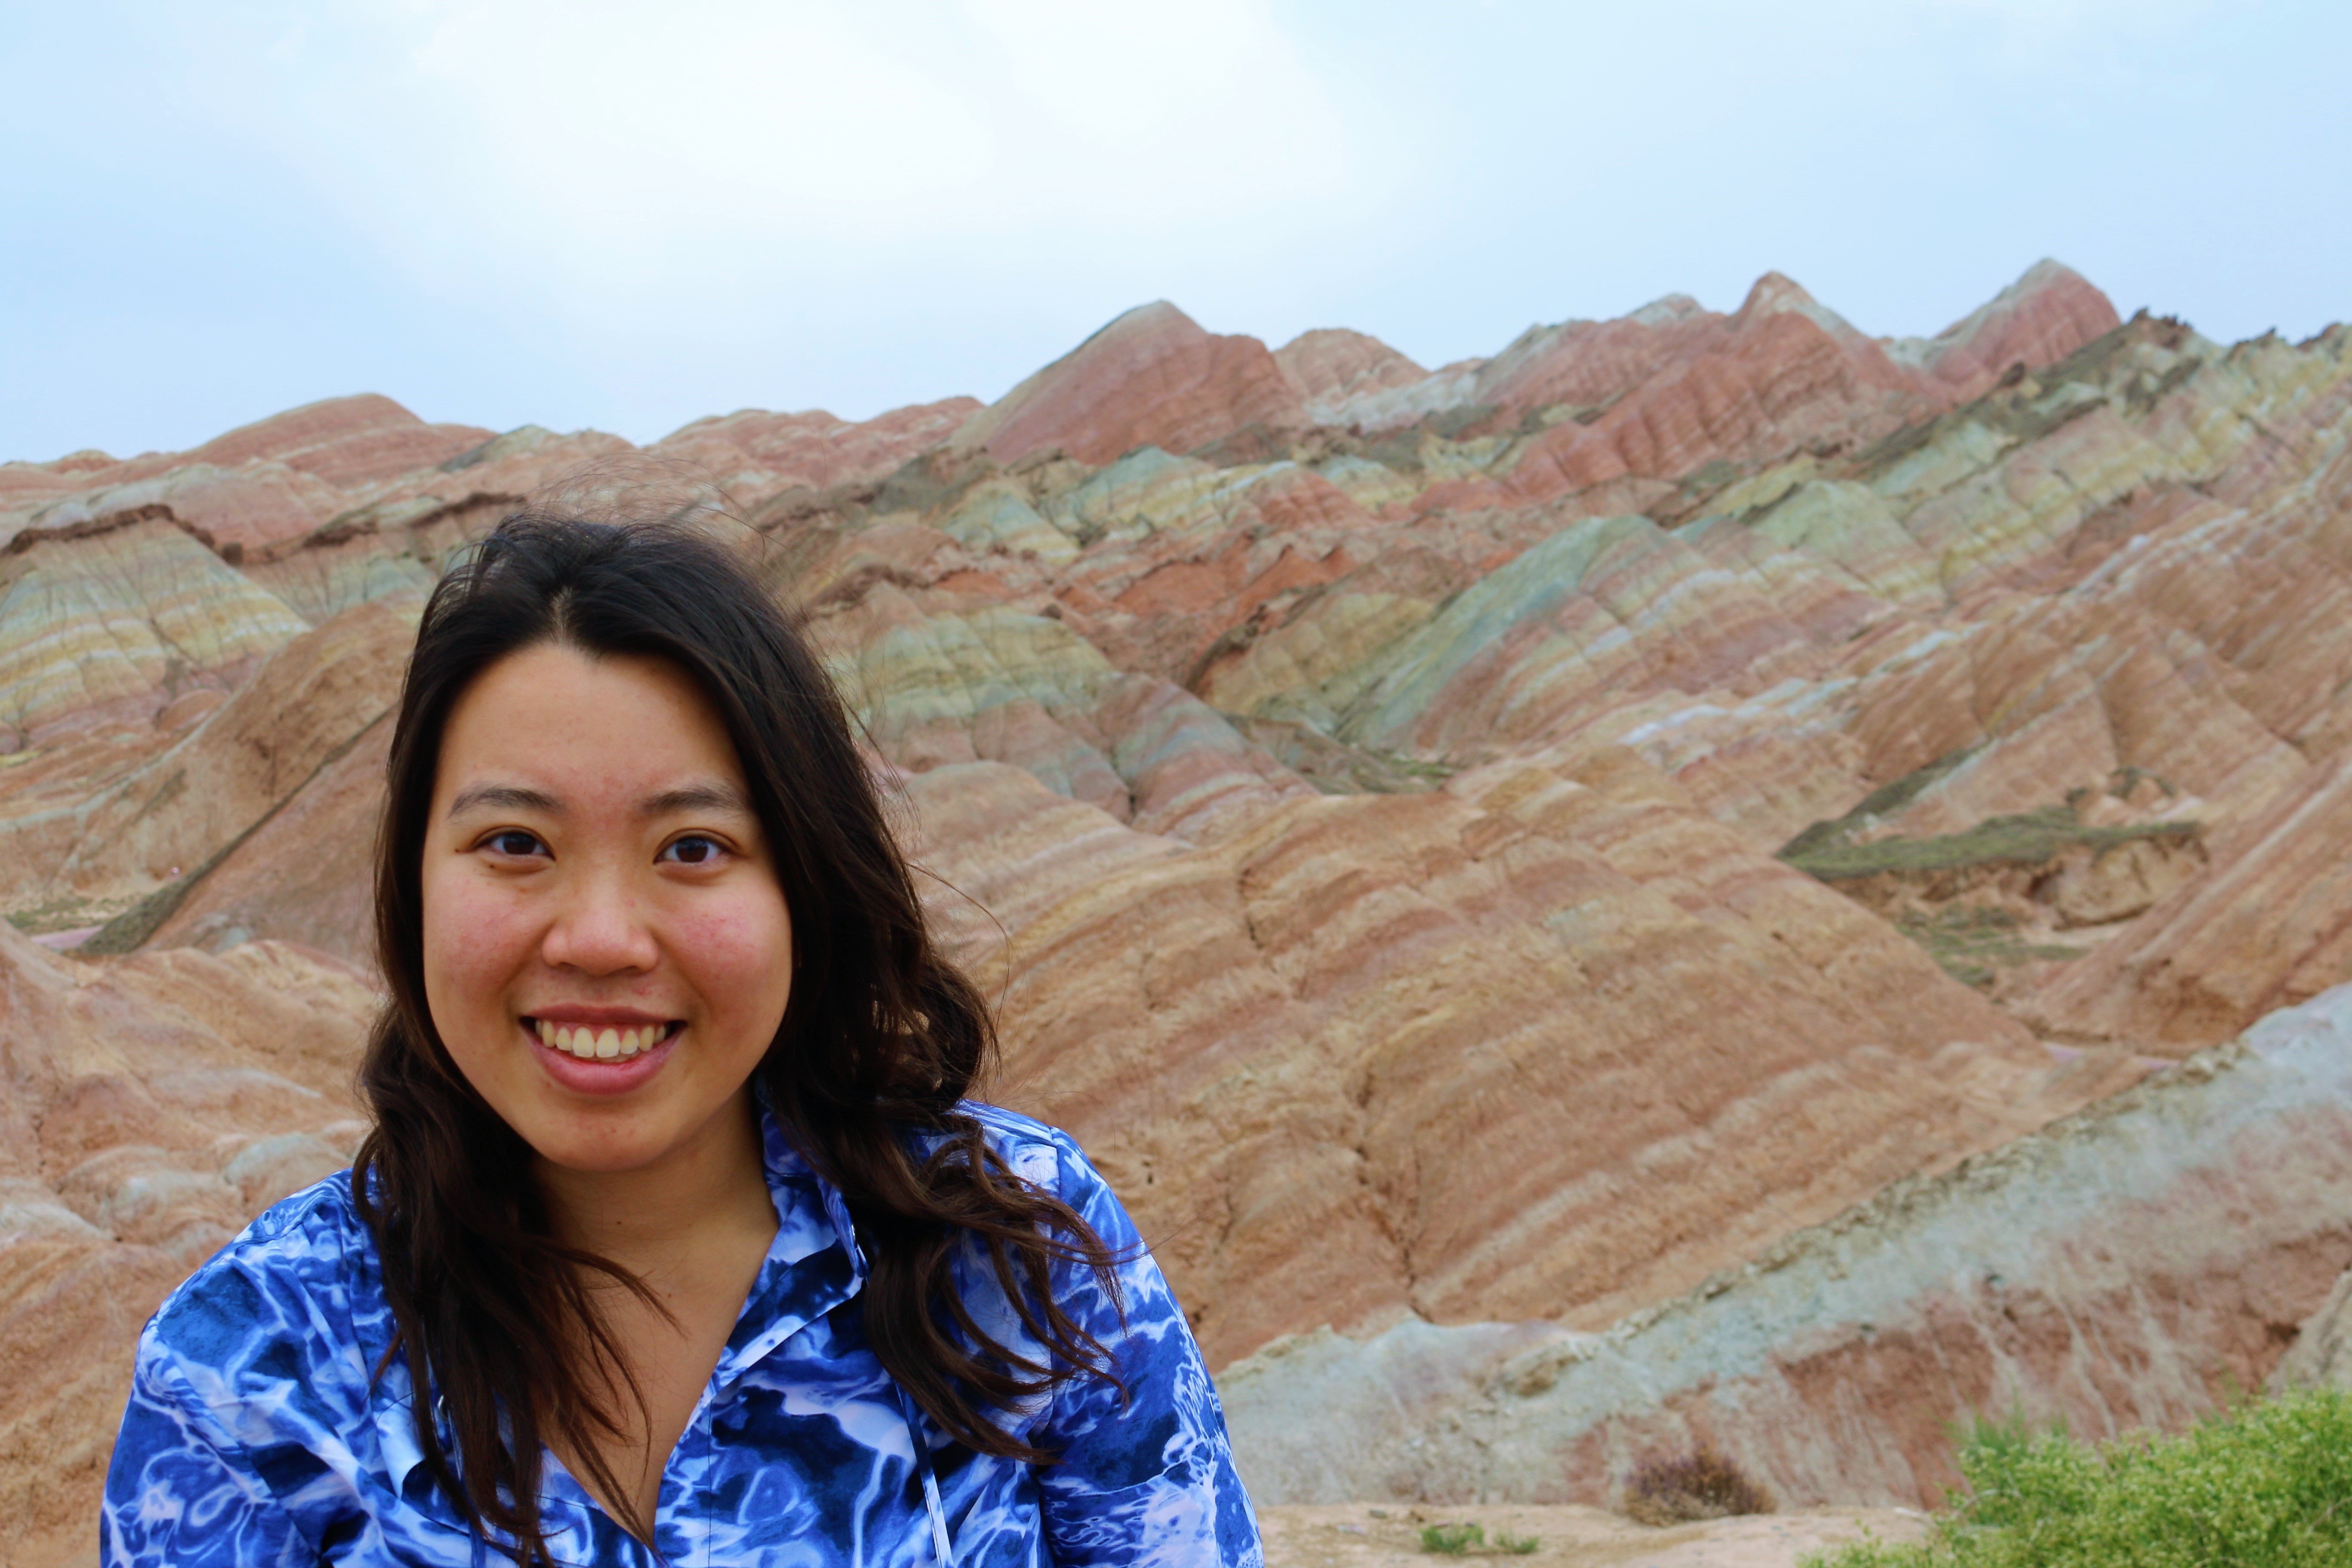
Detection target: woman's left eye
<box><xmin>659</xmin><ymin>835</ymin><xmax>726</xmax><ymax>866</ymax></box>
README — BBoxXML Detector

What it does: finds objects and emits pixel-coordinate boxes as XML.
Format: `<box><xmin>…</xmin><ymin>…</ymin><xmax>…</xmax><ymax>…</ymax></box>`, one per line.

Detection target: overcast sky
<box><xmin>4</xmin><ymin>0</ymin><xmax>2344</xmax><ymax>464</ymax></box>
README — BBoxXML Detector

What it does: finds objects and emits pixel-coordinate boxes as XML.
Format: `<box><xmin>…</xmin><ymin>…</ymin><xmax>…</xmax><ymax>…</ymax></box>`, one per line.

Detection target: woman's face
<box><xmin>420</xmin><ymin>642</ymin><xmax>794</xmax><ymax>1176</ymax></box>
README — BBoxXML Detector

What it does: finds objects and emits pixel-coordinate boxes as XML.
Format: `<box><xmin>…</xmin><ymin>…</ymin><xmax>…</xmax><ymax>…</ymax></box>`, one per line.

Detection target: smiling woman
<box><xmin>98</xmin><ymin>515</ymin><xmax>1263</xmax><ymax>1567</ymax></box>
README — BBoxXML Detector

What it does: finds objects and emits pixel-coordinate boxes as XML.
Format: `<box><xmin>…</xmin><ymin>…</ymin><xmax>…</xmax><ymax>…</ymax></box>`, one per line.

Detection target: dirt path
<box><xmin>1259</xmin><ymin>1504</ymin><xmax>1929</xmax><ymax>1568</ymax></box>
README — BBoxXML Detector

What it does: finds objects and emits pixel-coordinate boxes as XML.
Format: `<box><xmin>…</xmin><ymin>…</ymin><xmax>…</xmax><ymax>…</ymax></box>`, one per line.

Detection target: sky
<box><xmin>3</xmin><ymin>0</ymin><xmax>2346</xmax><ymax>464</ymax></box>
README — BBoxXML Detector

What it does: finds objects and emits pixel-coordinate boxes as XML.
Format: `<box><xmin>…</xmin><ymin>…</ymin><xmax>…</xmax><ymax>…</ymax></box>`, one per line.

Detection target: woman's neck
<box><xmin>534</xmin><ymin>1087</ymin><xmax>778</xmax><ymax>1278</ymax></box>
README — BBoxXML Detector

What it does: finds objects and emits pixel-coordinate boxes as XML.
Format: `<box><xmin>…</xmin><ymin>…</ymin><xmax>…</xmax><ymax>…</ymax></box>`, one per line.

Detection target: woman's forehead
<box><xmin>437</xmin><ymin>644</ymin><xmax>749</xmax><ymax>801</ymax></box>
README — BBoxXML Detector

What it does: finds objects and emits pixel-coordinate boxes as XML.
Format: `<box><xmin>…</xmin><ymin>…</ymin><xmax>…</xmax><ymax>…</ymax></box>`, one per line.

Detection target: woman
<box><xmin>101</xmin><ymin>515</ymin><xmax>1262</xmax><ymax>1567</ymax></box>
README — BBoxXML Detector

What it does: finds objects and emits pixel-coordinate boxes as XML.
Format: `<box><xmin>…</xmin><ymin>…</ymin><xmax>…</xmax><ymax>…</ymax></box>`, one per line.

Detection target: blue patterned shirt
<box><xmin>102</xmin><ymin>1104</ymin><xmax>1262</xmax><ymax>1567</ymax></box>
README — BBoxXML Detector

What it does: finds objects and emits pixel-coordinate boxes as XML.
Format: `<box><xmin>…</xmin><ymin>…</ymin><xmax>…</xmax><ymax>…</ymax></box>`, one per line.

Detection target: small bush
<box><xmin>1623</xmin><ymin>1445</ymin><xmax>1774</xmax><ymax>1525</ymax></box>
<box><xmin>1420</xmin><ymin>1523</ymin><xmax>1484</xmax><ymax>1554</ymax></box>
<box><xmin>1804</xmin><ymin>1389</ymin><xmax>2352</xmax><ymax>1567</ymax></box>
<box><xmin>1417</xmin><ymin>1522</ymin><xmax>1540</xmax><ymax>1556</ymax></box>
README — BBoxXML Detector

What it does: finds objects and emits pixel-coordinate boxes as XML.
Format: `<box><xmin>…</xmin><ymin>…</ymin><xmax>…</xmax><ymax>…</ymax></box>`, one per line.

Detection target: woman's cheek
<box><xmin>423</xmin><ymin>873</ymin><xmax>537</xmax><ymax>1031</ymax></box>
<box><xmin>670</xmin><ymin>889</ymin><xmax>793</xmax><ymax>1019</ymax></box>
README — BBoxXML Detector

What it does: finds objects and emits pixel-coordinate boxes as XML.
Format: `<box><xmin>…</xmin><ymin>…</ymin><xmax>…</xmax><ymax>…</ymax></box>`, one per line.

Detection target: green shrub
<box><xmin>1624</xmin><ymin>1445</ymin><xmax>1774</xmax><ymax>1525</ymax></box>
<box><xmin>1805</xmin><ymin>1390</ymin><xmax>2352</xmax><ymax>1567</ymax></box>
<box><xmin>1415</xmin><ymin>1521</ymin><xmax>1540</xmax><ymax>1556</ymax></box>
<box><xmin>1420</xmin><ymin>1523</ymin><xmax>1484</xmax><ymax>1554</ymax></box>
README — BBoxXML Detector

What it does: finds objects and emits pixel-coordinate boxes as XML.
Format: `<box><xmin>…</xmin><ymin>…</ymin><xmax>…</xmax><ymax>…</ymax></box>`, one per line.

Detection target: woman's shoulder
<box><xmin>956</xmin><ymin>1104</ymin><xmax>1101</xmax><ymax>1189</ymax></box>
<box><xmin>959</xmin><ymin>1102</ymin><xmax>1078</xmax><ymax>1155</ymax></box>
<box><xmin>140</xmin><ymin>1169</ymin><xmax>382</xmax><ymax>1394</ymax></box>
<box><xmin>952</xmin><ymin>1104</ymin><xmax>1142</xmax><ymax>1242</ymax></box>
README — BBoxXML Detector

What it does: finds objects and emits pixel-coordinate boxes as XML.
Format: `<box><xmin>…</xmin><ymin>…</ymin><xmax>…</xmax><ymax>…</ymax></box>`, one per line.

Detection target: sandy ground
<box><xmin>1258</xmin><ymin>1504</ymin><xmax>1930</xmax><ymax>1568</ymax></box>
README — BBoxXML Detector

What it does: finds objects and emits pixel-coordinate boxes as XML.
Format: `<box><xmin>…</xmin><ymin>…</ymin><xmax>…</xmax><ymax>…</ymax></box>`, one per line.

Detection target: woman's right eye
<box><xmin>484</xmin><ymin>830</ymin><xmax>547</xmax><ymax>858</ymax></box>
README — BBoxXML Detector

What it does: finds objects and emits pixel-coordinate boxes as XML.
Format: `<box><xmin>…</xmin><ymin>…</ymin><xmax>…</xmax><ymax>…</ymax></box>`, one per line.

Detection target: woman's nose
<box><xmin>539</xmin><ymin>869</ymin><xmax>658</xmax><ymax>974</ymax></box>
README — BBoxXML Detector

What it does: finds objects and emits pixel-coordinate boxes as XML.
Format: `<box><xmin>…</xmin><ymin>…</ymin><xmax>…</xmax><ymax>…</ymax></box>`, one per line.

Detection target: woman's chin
<box><xmin>521</xmin><ymin>1107</ymin><xmax>702</xmax><ymax>1177</ymax></box>
<box><xmin>530</xmin><ymin>1136</ymin><xmax>677</xmax><ymax>1177</ymax></box>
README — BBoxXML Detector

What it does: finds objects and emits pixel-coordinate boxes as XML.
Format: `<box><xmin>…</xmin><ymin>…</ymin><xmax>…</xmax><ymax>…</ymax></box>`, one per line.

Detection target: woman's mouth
<box><xmin>519</xmin><ymin>1015</ymin><xmax>685</xmax><ymax>1094</ymax></box>
<box><xmin>530</xmin><ymin>1018</ymin><xmax>677</xmax><ymax>1061</ymax></box>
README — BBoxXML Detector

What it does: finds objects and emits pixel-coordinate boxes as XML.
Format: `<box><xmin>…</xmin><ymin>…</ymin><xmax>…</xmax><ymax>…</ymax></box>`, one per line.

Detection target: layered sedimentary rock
<box><xmin>1274</xmin><ymin>330</ymin><xmax>1434</xmax><ymax>422</ymax></box>
<box><xmin>1222</xmin><ymin>985</ymin><xmax>2352</xmax><ymax>1510</ymax></box>
<box><xmin>0</xmin><ymin>922</ymin><xmax>375</xmax><ymax>1568</ymax></box>
<box><xmin>2027</xmin><ymin>749</ymin><xmax>2352</xmax><ymax>1046</ymax></box>
<box><xmin>5</xmin><ymin>597</ymin><xmax>414</xmax><ymax>922</ymax></box>
<box><xmin>0</xmin><ymin>395</ymin><xmax>490</xmax><ymax>546</ymax></box>
<box><xmin>2273</xmin><ymin>1260</ymin><xmax>2352</xmax><ymax>1393</ymax></box>
<box><xmin>950</xmin><ymin>301</ymin><xmax>1309</xmax><ymax>466</ymax></box>
<box><xmin>178</xmin><ymin>393</ymin><xmax>493</xmax><ymax>487</ymax></box>
<box><xmin>1888</xmin><ymin>258</ymin><xmax>2128</xmax><ymax>399</ymax></box>
<box><xmin>3</xmin><ymin>259</ymin><xmax>2349</xmax><ymax>1557</ymax></box>
<box><xmin>900</xmin><ymin>751</ymin><xmax>2135</xmax><ymax>1365</ymax></box>
<box><xmin>652</xmin><ymin>398</ymin><xmax>985</xmax><ymax>508</ymax></box>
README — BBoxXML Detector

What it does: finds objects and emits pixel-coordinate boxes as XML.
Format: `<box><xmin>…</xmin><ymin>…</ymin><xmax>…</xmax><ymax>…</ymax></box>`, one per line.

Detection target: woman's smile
<box><xmin>530</xmin><ymin>1017</ymin><xmax>674</xmax><ymax>1061</ymax></box>
<box><xmin>521</xmin><ymin>1011</ymin><xmax>686</xmax><ymax>1095</ymax></box>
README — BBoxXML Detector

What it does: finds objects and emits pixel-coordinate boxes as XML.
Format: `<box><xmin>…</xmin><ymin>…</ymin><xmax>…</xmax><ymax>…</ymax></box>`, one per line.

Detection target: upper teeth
<box><xmin>536</xmin><ymin>1021</ymin><xmax>664</xmax><ymax>1060</ymax></box>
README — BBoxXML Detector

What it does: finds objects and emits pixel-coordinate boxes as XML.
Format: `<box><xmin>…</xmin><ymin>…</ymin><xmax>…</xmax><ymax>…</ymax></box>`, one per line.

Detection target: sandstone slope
<box><xmin>1222</xmin><ymin>983</ymin><xmax>2352</xmax><ymax>1510</ymax></box>
<box><xmin>0</xmin><ymin>922</ymin><xmax>375</xmax><ymax>1568</ymax></box>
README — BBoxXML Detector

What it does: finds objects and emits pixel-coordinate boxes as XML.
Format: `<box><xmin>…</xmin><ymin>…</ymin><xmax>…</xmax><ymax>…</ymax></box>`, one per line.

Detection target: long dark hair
<box><xmin>351</xmin><ymin>513</ymin><xmax>1121</xmax><ymax>1561</ymax></box>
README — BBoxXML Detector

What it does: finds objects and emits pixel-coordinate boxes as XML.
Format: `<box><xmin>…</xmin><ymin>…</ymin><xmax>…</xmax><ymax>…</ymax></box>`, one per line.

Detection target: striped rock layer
<box><xmin>4</xmin><ymin>260</ymin><xmax>2351</xmax><ymax>1558</ymax></box>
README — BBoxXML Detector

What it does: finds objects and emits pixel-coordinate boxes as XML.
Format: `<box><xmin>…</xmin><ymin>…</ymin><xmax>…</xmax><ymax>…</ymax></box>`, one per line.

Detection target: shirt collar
<box><xmin>373</xmin><ymin>1088</ymin><xmax>865</xmax><ymax>1496</ymax></box>
<box><xmin>709</xmin><ymin>1084</ymin><xmax>865</xmax><ymax>1387</ymax></box>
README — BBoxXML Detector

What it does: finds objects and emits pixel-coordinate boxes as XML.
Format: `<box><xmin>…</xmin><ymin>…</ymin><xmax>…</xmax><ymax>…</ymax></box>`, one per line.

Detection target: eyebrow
<box><xmin>641</xmin><ymin>782</ymin><xmax>752</xmax><ymax>817</ymax></box>
<box><xmin>443</xmin><ymin>781</ymin><xmax>752</xmax><ymax>819</ymax></box>
<box><xmin>446</xmin><ymin>783</ymin><xmax>560</xmax><ymax>818</ymax></box>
